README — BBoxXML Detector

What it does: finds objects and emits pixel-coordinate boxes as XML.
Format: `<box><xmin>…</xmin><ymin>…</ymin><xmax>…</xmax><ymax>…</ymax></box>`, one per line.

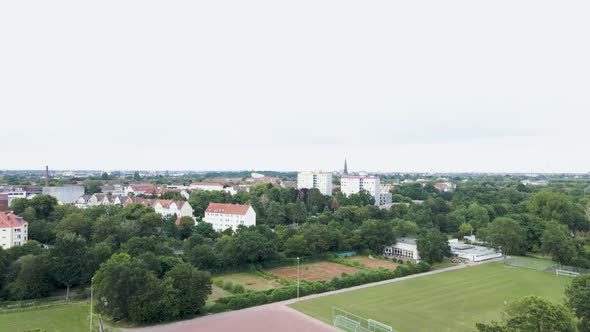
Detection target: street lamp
<box><xmin>297</xmin><ymin>257</ymin><xmax>300</xmax><ymax>301</ymax></box>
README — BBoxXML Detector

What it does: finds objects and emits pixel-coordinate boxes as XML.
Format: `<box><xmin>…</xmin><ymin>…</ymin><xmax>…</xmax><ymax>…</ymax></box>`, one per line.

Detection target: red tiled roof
<box><xmin>129</xmin><ymin>184</ymin><xmax>157</xmax><ymax>192</ymax></box>
<box><xmin>0</xmin><ymin>212</ymin><xmax>27</xmax><ymax>228</ymax></box>
<box><xmin>205</xmin><ymin>203</ymin><xmax>251</xmax><ymax>215</ymax></box>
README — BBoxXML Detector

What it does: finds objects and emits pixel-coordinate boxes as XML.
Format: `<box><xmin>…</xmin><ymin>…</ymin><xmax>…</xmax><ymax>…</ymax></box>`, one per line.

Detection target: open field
<box><xmin>290</xmin><ymin>262</ymin><xmax>572</xmax><ymax>332</ymax></box>
<box><xmin>267</xmin><ymin>262</ymin><xmax>359</xmax><ymax>281</ymax></box>
<box><xmin>209</xmin><ymin>285</ymin><xmax>231</xmax><ymax>302</ymax></box>
<box><xmin>214</xmin><ymin>272</ymin><xmax>282</xmax><ymax>291</ymax></box>
<box><xmin>345</xmin><ymin>256</ymin><xmax>399</xmax><ymax>270</ymax></box>
<box><xmin>0</xmin><ymin>302</ymin><xmax>116</xmax><ymax>332</ymax></box>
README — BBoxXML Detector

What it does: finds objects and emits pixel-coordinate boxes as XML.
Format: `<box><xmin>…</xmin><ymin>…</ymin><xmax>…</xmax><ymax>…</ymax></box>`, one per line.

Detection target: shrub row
<box><xmin>208</xmin><ymin>262</ymin><xmax>430</xmax><ymax>313</ymax></box>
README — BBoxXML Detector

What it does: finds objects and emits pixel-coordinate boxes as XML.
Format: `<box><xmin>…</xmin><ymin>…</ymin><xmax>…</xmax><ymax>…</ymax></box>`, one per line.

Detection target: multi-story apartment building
<box><xmin>0</xmin><ymin>211</ymin><xmax>28</xmax><ymax>249</ymax></box>
<box><xmin>341</xmin><ymin>174</ymin><xmax>381</xmax><ymax>205</ymax></box>
<box><xmin>297</xmin><ymin>172</ymin><xmax>333</xmax><ymax>196</ymax></box>
<box><xmin>203</xmin><ymin>203</ymin><xmax>256</xmax><ymax>231</ymax></box>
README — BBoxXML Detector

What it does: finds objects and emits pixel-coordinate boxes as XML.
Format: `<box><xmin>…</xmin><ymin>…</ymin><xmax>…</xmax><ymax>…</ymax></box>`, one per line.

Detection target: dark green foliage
<box><xmin>476</xmin><ymin>296</ymin><xmax>578</xmax><ymax>332</ymax></box>
<box><xmin>566</xmin><ymin>274</ymin><xmax>590</xmax><ymax>331</ymax></box>
<box><xmin>417</xmin><ymin>230</ymin><xmax>451</xmax><ymax>264</ymax></box>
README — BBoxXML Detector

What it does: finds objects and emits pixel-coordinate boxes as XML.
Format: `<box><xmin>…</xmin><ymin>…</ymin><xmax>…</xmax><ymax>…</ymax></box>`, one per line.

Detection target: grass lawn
<box><xmin>208</xmin><ymin>285</ymin><xmax>231</xmax><ymax>302</ymax></box>
<box><xmin>214</xmin><ymin>272</ymin><xmax>282</xmax><ymax>291</ymax></box>
<box><xmin>290</xmin><ymin>263</ymin><xmax>572</xmax><ymax>332</ymax></box>
<box><xmin>0</xmin><ymin>302</ymin><xmax>117</xmax><ymax>332</ymax></box>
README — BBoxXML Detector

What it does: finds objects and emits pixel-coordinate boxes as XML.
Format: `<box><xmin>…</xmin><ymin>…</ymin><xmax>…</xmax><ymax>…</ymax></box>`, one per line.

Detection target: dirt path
<box><xmin>125</xmin><ymin>259</ymin><xmax>501</xmax><ymax>332</ymax></box>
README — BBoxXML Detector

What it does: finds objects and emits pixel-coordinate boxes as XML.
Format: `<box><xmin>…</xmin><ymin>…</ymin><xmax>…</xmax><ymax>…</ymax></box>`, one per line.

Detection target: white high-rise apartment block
<box><xmin>340</xmin><ymin>174</ymin><xmax>381</xmax><ymax>205</ymax></box>
<box><xmin>297</xmin><ymin>172</ymin><xmax>333</xmax><ymax>196</ymax></box>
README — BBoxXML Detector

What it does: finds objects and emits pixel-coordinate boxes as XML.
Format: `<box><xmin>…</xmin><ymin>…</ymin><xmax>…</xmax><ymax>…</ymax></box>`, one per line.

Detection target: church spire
<box><xmin>343</xmin><ymin>157</ymin><xmax>348</xmax><ymax>175</ymax></box>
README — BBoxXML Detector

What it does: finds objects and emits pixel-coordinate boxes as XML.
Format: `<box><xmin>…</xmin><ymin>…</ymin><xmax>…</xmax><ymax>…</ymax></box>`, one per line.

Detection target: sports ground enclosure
<box><xmin>290</xmin><ymin>261</ymin><xmax>573</xmax><ymax>332</ymax></box>
<box><xmin>207</xmin><ymin>256</ymin><xmax>401</xmax><ymax>301</ymax></box>
<box><xmin>266</xmin><ymin>262</ymin><xmax>360</xmax><ymax>281</ymax></box>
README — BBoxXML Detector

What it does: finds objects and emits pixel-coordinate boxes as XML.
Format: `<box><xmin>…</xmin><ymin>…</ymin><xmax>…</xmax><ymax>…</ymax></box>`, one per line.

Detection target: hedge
<box><xmin>208</xmin><ymin>262</ymin><xmax>430</xmax><ymax>312</ymax></box>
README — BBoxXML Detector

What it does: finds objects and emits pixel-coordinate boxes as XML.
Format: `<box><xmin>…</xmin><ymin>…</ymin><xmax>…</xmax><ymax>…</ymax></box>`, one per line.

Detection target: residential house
<box><xmin>203</xmin><ymin>203</ymin><xmax>256</xmax><ymax>231</ymax></box>
<box><xmin>0</xmin><ymin>211</ymin><xmax>28</xmax><ymax>249</ymax></box>
<box><xmin>125</xmin><ymin>184</ymin><xmax>158</xmax><ymax>196</ymax></box>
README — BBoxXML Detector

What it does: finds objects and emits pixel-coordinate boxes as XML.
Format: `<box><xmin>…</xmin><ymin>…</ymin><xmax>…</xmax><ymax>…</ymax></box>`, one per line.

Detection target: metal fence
<box><xmin>332</xmin><ymin>307</ymin><xmax>395</xmax><ymax>332</ymax></box>
<box><xmin>502</xmin><ymin>256</ymin><xmax>590</xmax><ymax>275</ymax></box>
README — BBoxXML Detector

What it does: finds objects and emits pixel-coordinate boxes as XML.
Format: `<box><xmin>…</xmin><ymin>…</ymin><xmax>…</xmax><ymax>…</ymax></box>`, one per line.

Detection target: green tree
<box><xmin>50</xmin><ymin>233</ymin><xmax>90</xmax><ymax>299</ymax></box>
<box><xmin>529</xmin><ymin>191</ymin><xmax>589</xmax><ymax>232</ymax></box>
<box><xmin>392</xmin><ymin>219</ymin><xmax>420</xmax><ymax>237</ymax></box>
<box><xmin>28</xmin><ymin>195</ymin><xmax>58</xmax><ymax>219</ymax></box>
<box><xmin>94</xmin><ymin>253</ymin><xmax>158</xmax><ymax>321</ymax></box>
<box><xmin>359</xmin><ymin>220</ymin><xmax>394</xmax><ymax>253</ymax></box>
<box><xmin>416</xmin><ymin>230</ymin><xmax>451</xmax><ymax>263</ymax></box>
<box><xmin>541</xmin><ymin>221</ymin><xmax>578</xmax><ymax>265</ymax></box>
<box><xmin>176</xmin><ymin>216</ymin><xmax>195</xmax><ymax>240</ymax></box>
<box><xmin>479</xmin><ymin>217</ymin><xmax>525</xmax><ymax>256</ymax></box>
<box><xmin>476</xmin><ymin>296</ymin><xmax>578</xmax><ymax>332</ymax></box>
<box><xmin>5</xmin><ymin>255</ymin><xmax>54</xmax><ymax>300</ymax></box>
<box><xmin>56</xmin><ymin>213</ymin><xmax>91</xmax><ymax>239</ymax></box>
<box><xmin>266</xmin><ymin>201</ymin><xmax>286</xmax><ymax>226</ymax></box>
<box><xmin>457</xmin><ymin>223</ymin><xmax>474</xmax><ymax>239</ymax></box>
<box><xmin>85</xmin><ymin>181</ymin><xmax>102</xmax><ymax>194</ymax></box>
<box><xmin>163</xmin><ymin>263</ymin><xmax>211</xmax><ymax>318</ymax></box>
<box><xmin>284</xmin><ymin>235</ymin><xmax>311</xmax><ymax>257</ymax></box>
<box><xmin>566</xmin><ymin>274</ymin><xmax>590</xmax><ymax>332</ymax></box>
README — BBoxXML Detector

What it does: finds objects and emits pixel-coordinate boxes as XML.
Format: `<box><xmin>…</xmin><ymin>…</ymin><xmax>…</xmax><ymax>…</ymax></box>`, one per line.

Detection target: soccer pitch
<box><xmin>289</xmin><ymin>262</ymin><xmax>572</xmax><ymax>332</ymax></box>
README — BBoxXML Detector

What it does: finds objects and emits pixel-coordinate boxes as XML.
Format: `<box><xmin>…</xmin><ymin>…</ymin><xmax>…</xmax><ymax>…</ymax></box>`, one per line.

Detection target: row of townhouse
<box><xmin>76</xmin><ymin>194</ymin><xmax>194</xmax><ymax>218</ymax></box>
<box><xmin>123</xmin><ymin>197</ymin><xmax>194</xmax><ymax>217</ymax></box>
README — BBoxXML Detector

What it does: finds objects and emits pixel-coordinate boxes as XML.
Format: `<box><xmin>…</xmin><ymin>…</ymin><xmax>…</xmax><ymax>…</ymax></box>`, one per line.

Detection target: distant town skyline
<box><xmin>2</xmin><ymin>1</ymin><xmax>589</xmax><ymax>173</ymax></box>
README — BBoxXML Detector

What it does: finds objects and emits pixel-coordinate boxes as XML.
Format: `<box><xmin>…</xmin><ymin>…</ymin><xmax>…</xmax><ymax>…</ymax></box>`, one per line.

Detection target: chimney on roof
<box><xmin>45</xmin><ymin>165</ymin><xmax>49</xmax><ymax>187</ymax></box>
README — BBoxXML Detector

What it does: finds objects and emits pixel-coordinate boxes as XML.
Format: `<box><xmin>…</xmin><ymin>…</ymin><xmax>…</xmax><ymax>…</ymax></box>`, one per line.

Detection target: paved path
<box><xmin>125</xmin><ymin>259</ymin><xmax>502</xmax><ymax>332</ymax></box>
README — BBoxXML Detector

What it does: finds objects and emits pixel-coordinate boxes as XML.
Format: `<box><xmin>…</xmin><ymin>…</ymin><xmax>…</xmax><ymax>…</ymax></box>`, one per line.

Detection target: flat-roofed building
<box><xmin>384</xmin><ymin>238</ymin><xmax>419</xmax><ymax>261</ymax></box>
<box><xmin>341</xmin><ymin>174</ymin><xmax>380</xmax><ymax>205</ymax></box>
<box><xmin>297</xmin><ymin>171</ymin><xmax>333</xmax><ymax>196</ymax></box>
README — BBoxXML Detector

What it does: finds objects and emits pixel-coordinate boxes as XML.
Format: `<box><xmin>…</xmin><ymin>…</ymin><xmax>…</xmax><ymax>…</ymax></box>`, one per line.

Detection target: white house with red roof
<box><xmin>0</xmin><ymin>211</ymin><xmax>28</xmax><ymax>249</ymax></box>
<box><xmin>203</xmin><ymin>203</ymin><xmax>256</xmax><ymax>231</ymax></box>
<box><xmin>153</xmin><ymin>199</ymin><xmax>193</xmax><ymax>217</ymax></box>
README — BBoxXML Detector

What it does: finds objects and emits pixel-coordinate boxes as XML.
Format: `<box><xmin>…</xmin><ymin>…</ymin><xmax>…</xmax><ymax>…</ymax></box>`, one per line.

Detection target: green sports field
<box><xmin>289</xmin><ymin>263</ymin><xmax>572</xmax><ymax>332</ymax></box>
<box><xmin>0</xmin><ymin>302</ymin><xmax>117</xmax><ymax>332</ymax></box>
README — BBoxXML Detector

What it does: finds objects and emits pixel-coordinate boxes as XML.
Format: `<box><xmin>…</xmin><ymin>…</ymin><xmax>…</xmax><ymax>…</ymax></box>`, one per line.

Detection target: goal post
<box><xmin>556</xmin><ymin>269</ymin><xmax>580</xmax><ymax>277</ymax></box>
<box><xmin>332</xmin><ymin>307</ymin><xmax>395</xmax><ymax>332</ymax></box>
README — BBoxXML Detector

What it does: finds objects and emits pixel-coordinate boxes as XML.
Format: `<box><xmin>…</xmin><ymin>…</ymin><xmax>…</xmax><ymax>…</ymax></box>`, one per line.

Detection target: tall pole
<box><xmin>297</xmin><ymin>257</ymin><xmax>300</xmax><ymax>301</ymax></box>
<box><xmin>90</xmin><ymin>277</ymin><xmax>94</xmax><ymax>332</ymax></box>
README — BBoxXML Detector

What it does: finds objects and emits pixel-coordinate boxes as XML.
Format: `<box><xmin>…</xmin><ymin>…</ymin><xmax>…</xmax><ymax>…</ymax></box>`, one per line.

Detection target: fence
<box><xmin>332</xmin><ymin>307</ymin><xmax>395</xmax><ymax>332</ymax></box>
<box><xmin>502</xmin><ymin>256</ymin><xmax>590</xmax><ymax>276</ymax></box>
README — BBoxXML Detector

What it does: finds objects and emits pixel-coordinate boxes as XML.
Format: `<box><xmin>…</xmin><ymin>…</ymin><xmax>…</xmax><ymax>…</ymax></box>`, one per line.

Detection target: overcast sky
<box><xmin>1</xmin><ymin>1</ymin><xmax>589</xmax><ymax>173</ymax></box>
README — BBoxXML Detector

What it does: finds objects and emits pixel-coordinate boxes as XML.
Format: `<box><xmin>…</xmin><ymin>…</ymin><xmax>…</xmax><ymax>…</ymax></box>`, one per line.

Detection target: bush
<box><xmin>232</xmin><ymin>284</ymin><xmax>246</xmax><ymax>294</ymax></box>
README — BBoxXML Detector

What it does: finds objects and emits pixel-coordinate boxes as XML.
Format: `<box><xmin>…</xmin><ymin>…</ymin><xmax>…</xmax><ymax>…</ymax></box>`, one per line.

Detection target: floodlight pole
<box><xmin>297</xmin><ymin>257</ymin><xmax>300</xmax><ymax>301</ymax></box>
<box><xmin>90</xmin><ymin>277</ymin><xmax>94</xmax><ymax>332</ymax></box>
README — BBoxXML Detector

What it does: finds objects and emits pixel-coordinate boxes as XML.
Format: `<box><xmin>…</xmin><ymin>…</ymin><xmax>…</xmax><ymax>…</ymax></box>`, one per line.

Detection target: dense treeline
<box><xmin>1</xmin><ymin>178</ymin><xmax>589</xmax><ymax>324</ymax></box>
